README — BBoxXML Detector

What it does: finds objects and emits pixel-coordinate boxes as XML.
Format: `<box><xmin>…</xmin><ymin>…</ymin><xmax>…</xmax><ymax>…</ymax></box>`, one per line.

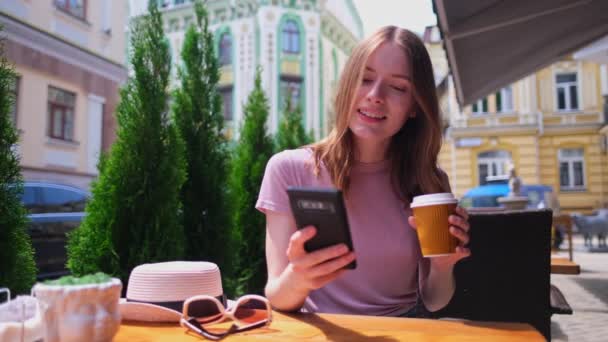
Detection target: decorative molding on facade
<box><xmin>320</xmin><ymin>11</ymin><xmax>357</xmax><ymax>54</ymax></box>
<box><xmin>129</xmin><ymin>0</ymin><xmax>356</xmax><ymax>138</ymax></box>
<box><xmin>266</xmin><ymin>0</ymin><xmax>318</xmax><ymax>11</ymax></box>
<box><xmin>1</xmin><ymin>12</ymin><xmax>127</xmax><ymax>84</ymax></box>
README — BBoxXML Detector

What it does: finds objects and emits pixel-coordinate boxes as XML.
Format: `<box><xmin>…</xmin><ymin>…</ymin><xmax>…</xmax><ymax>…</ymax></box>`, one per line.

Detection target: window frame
<box><xmin>47</xmin><ymin>86</ymin><xmax>76</xmax><ymax>142</ymax></box>
<box><xmin>496</xmin><ymin>86</ymin><xmax>513</xmax><ymax>113</ymax></box>
<box><xmin>477</xmin><ymin>150</ymin><xmax>511</xmax><ymax>185</ymax></box>
<box><xmin>218</xmin><ymin>86</ymin><xmax>233</xmax><ymax>121</ymax></box>
<box><xmin>558</xmin><ymin>148</ymin><xmax>586</xmax><ymax>191</ymax></box>
<box><xmin>282</xmin><ymin>20</ymin><xmax>300</xmax><ymax>54</ymax></box>
<box><xmin>555</xmin><ymin>73</ymin><xmax>579</xmax><ymax>112</ymax></box>
<box><xmin>280</xmin><ymin>75</ymin><xmax>303</xmax><ymax>111</ymax></box>
<box><xmin>218</xmin><ymin>32</ymin><xmax>232</xmax><ymax>66</ymax></box>
<box><xmin>472</xmin><ymin>98</ymin><xmax>488</xmax><ymax>115</ymax></box>
<box><xmin>54</xmin><ymin>0</ymin><xmax>87</xmax><ymax>21</ymax></box>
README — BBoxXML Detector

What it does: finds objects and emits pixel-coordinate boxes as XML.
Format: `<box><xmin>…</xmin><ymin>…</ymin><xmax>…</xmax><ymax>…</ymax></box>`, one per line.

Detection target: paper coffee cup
<box><xmin>411</xmin><ymin>193</ymin><xmax>459</xmax><ymax>257</ymax></box>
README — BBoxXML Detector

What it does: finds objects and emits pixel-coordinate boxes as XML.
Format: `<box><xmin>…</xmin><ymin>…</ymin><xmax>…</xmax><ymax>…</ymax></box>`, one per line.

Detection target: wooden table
<box><xmin>551</xmin><ymin>257</ymin><xmax>581</xmax><ymax>275</ymax></box>
<box><xmin>115</xmin><ymin>311</ymin><xmax>545</xmax><ymax>341</ymax></box>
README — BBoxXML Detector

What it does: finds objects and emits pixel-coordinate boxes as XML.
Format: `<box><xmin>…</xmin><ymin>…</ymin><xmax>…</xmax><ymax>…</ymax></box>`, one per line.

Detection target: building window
<box><xmin>9</xmin><ymin>76</ymin><xmax>20</xmax><ymax>126</ymax></box>
<box><xmin>47</xmin><ymin>86</ymin><xmax>76</xmax><ymax>141</ymax></box>
<box><xmin>282</xmin><ymin>20</ymin><xmax>300</xmax><ymax>54</ymax></box>
<box><xmin>219</xmin><ymin>86</ymin><xmax>233</xmax><ymax>121</ymax></box>
<box><xmin>556</xmin><ymin>73</ymin><xmax>579</xmax><ymax>111</ymax></box>
<box><xmin>168</xmin><ymin>18</ymin><xmax>180</xmax><ymax>32</ymax></box>
<box><xmin>219</xmin><ymin>32</ymin><xmax>232</xmax><ymax>66</ymax></box>
<box><xmin>496</xmin><ymin>86</ymin><xmax>513</xmax><ymax>113</ymax></box>
<box><xmin>54</xmin><ymin>0</ymin><xmax>86</xmax><ymax>20</ymax></box>
<box><xmin>280</xmin><ymin>76</ymin><xmax>302</xmax><ymax>111</ymax></box>
<box><xmin>559</xmin><ymin>148</ymin><xmax>585</xmax><ymax>190</ymax></box>
<box><xmin>184</xmin><ymin>16</ymin><xmax>193</xmax><ymax>28</ymax></box>
<box><xmin>472</xmin><ymin>98</ymin><xmax>488</xmax><ymax>115</ymax></box>
<box><xmin>477</xmin><ymin>150</ymin><xmax>511</xmax><ymax>185</ymax></box>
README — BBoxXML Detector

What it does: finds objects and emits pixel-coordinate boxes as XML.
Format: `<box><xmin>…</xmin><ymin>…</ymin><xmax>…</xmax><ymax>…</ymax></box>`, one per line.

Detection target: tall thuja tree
<box><xmin>275</xmin><ymin>97</ymin><xmax>313</xmax><ymax>152</ymax></box>
<box><xmin>67</xmin><ymin>1</ymin><xmax>186</xmax><ymax>284</ymax></box>
<box><xmin>172</xmin><ymin>1</ymin><xmax>230</xmax><ymax>266</ymax></box>
<box><xmin>0</xmin><ymin>29</ymin><xmax>37</xmax><ymax>294</ymax></box>
<box><xmin>228</xmin><ymin>68</ymin><xmax>274</xmax><ymax>295</ymax></box>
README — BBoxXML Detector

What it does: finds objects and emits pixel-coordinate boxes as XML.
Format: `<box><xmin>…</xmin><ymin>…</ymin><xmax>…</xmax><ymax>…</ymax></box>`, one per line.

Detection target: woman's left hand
<box><xmin>408</xmin><ymin>206</ymin><xmax>471</xmax><ymax>266</ymax></box>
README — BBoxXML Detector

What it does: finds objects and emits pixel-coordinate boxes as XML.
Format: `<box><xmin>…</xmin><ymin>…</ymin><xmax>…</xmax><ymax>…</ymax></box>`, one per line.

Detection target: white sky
<box><xmin>351</xmin><ymin>0</ymin><xmax>437</xmax><ymax>36</ymax></box>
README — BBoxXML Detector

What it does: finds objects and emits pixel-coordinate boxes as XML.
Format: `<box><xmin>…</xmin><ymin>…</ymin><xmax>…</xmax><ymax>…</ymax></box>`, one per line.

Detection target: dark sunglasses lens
<box><xmin>234</xmin><ymin>298</ymin><xmax>269</xmax><ymax>324</ymax></box>
<box><xmin>187</xmin><ymin>299</ymin><xmax>222</xmax><ymax>323</ymax></box>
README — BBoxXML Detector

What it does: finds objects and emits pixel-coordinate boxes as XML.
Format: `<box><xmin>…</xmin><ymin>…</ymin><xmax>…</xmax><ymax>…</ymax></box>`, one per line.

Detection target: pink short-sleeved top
<box><xmin>256</xmin><ymin>148</ymin><xmax>422</xmax><ymax>316</ymax></box>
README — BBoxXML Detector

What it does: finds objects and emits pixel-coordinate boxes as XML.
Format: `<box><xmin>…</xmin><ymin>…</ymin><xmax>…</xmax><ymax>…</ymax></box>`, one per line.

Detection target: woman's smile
<box><xmin>357</xmin><ymin>108</ymin><xmax>387</xmax><ymax>122</ymax></box>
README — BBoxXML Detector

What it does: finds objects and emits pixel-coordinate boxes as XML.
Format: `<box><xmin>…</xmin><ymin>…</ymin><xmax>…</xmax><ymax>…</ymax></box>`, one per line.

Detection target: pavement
<box><xmin>551</xmin><ymin>234</ymin><xmax>608</xmax><ymax>342</ymax></box>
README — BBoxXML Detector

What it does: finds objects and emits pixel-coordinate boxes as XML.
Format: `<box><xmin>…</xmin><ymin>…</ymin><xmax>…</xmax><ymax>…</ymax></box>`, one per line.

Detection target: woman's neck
<box><xmin>353</xmin><ymin>138</ymin><xmax>390</xmax><ymax>163</ymax></box>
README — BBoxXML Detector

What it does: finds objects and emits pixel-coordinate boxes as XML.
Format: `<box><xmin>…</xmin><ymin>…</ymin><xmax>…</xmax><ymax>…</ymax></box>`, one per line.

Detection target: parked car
<box><xmin>460</xmin><ymin>182</ymin><xmax>557</xmax><ymax>210</ymax></box>
<box><xmin>19</xmin><ymin>181</ymin><xmax>90</xmax><ymax>280</ymax></box>
<box><xmin>459</xmin><ymin>181</ymin><xmax>562</xmax><ymax>247</ymax></box>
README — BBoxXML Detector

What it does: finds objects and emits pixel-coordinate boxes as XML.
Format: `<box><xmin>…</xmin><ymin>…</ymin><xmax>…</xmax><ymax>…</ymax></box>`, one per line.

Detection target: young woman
<box><xmin>256</xmin><ymin>26</ymin><xmax>470</xmax><ymax>317</ymax></box>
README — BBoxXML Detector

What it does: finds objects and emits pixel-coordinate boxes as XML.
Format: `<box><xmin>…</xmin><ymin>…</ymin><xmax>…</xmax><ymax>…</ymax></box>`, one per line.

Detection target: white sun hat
<box><xmin>119</xmin><ymin>261</ymin><xmax>228</xmax><ymax>323</ymax></box>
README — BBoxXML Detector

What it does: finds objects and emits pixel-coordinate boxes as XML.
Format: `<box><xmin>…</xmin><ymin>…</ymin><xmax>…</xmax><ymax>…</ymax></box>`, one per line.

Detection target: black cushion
<box><xmin>433</xmin><ymin>209</ymin><xmax>553</xmax><ymax>341</ymax></box>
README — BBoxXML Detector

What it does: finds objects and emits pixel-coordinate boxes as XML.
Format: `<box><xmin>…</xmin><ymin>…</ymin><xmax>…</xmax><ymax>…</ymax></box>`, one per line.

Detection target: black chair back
<box><xmin>435</xmin><ymin>209</ymin><xmax>552</xmax><ymax>340</ymax></box>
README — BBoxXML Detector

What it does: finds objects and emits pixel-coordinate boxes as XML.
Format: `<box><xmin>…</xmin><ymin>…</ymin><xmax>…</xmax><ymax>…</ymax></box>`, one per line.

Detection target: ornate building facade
<box><xmin>128</xmin><ymin>0</ymin><xmax>363</xmax><ymax>139</ymax></box>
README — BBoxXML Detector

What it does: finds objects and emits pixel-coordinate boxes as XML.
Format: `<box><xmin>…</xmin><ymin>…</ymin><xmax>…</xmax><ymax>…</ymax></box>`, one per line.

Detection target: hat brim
<box><xmin>119</xmin><ymin>298</ymin><xmax>237</xmax><ymax>323</ymax></box>
<box><xmin>119</xmin><ymin>298</ymin><xmax>182</xmax><ymax>323</ymax></box>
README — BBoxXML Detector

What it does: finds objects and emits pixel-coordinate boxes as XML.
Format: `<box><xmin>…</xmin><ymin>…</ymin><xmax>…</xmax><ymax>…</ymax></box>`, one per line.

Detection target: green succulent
<box><xmin>43</xmin><ymin>272</ymin><xmax>112</xmax><ymax>286</ymax></box>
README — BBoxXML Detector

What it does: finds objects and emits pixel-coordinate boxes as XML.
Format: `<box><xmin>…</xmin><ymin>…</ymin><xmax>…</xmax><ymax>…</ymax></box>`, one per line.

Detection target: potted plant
<box><xmin>32</xmin><ymin>273</ymin><xmax>122</xmax><ymax>342</ymax></box>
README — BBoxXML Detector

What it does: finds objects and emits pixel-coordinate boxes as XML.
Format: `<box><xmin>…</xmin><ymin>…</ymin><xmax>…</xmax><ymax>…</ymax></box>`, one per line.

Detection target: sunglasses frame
<box><xmin>180</xmin><ymin>294</ymin><xmax>272</xmax><ymax>340</ymax></box>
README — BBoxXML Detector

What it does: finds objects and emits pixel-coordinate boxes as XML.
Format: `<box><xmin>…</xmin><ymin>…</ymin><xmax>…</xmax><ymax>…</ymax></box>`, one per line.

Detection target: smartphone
<box><xmin>286</xmin><ymin>186</ymin><xmax>356</xmax><ymax>269</ymax></box>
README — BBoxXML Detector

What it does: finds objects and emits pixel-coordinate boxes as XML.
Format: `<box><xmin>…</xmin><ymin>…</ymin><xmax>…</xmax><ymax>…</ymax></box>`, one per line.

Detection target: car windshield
<box><xmin>471</xmin><ymin>196</ymin><xmax>501</xmax><ymax>208</ymax></box>
<box><xmin>21</xmin><ymin>184</ymin><xmax>89</xmax><ymax>214</ymax></box>
<box><xmin>525</xmin><ymin>190</ymin><xmax>542</xmax><ymax>207</ymax></box>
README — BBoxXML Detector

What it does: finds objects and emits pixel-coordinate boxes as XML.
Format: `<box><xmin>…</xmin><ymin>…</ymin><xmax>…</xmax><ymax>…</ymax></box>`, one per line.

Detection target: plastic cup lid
<box><xmin>410</xmin><ymin>193</ymin><xmax>458</xmax><ymax>208</ymax></box>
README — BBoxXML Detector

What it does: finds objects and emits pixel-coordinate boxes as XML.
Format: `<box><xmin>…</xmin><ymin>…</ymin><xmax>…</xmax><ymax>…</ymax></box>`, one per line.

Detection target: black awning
<box><xmin>433</xmin><ymin>0</ymin><xmax>608</xmax><ymax>106</ymax></box>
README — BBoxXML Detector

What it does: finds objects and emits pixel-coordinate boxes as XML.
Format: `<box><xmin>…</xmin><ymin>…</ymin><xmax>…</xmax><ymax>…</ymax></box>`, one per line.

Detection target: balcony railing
<box><xmin>451</xmin><ymin>112</ymin><xmax>539</xmax><ymax>129</ymax></box>
<box><xmin>451</xmin><ymin>111</ymin><xmax>604</xmax><ymax>129</ymax></box>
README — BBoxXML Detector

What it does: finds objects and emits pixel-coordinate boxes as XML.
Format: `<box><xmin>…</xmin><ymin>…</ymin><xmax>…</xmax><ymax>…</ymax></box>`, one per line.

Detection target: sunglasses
<box><xmin>180</xmin><ymin>294</ymin><xmax>272</xmax><ymax>340</ymax></box>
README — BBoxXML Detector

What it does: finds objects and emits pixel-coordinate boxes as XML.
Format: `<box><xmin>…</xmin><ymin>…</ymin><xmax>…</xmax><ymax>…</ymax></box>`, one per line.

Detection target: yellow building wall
<box><xmin>538</xmin><ymin>134</ymin><xmax>606</xmax><ymax>213</ymax></box>
<box><xmin>453</xmin><ymin>147</ymin><xmax>475</xmax><ymax>198</ymax></box>
<box><xmin>441</xmin><ymin>57</ymin><xmax>608</xmax><ymax>211</ymax></box>
<box><xmin>442</xmin><ymin>131</ymin><xmax>608</xmax><ymax>212</ymax></box>
<box><xmin>581</xmin><ymin>63</ymin><xmax>603</xmax><ymax>113</ymax></box>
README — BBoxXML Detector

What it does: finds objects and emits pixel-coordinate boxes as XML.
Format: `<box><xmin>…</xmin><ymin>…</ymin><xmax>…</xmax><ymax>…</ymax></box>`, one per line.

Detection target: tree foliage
<box><xmin>172</xmin><ymin>0</ymin><xmax>231</xmax><ymax>269</ymax></box>
<box><xmin>0</xmin><ymin>29</ymin><xmax>37</xmax><ymax>295</ymax></box>
<box><xmin>275</xmin><ymin>97</ymin><xmax>313</xmax><ymax>152</ymax></box>
<box><xmin>67</xmin><ymin>1</ymin><xmax>186</xmax><ymax>285</ymax></box>
<box><xmin>227</xmin><ymin>68</ymin><xmax>274</xmax><ymax>295</ymax></box>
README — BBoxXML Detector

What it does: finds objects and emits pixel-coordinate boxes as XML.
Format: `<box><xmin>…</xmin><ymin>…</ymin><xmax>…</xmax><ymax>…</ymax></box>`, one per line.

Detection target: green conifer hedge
<box><xmin>172</xmin><ymin>1</ymin><xmax>231</xmax><ymax>269</ymax></box>
<box><xmin>228</xmin><ymin>69</ymin><xmax>274</xmax><ymax>296</ymax></box>
<box><xmin>67</xmin><ymin>2</ymin><xmax>186</xmax><ymax>285</ymax></box>
<box><xmin>0</xmin><ymin>30</ymin><xmax>37</xmax><ymax>295</ymax></box>
<box><xmin>275</xmin><ymin>97</ymin><xmax>313</xmax><ymax>152</ymax></box>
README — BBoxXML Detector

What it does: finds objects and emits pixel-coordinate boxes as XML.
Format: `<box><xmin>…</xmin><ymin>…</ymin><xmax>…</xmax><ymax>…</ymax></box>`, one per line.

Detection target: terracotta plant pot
<box><xmin>32</xmin><ymin>278</ymin><xmax>122</xmax><ymax>342</ymax></box>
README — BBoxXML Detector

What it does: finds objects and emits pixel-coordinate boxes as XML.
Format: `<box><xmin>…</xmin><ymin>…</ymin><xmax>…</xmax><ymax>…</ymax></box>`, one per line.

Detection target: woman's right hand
<box><xmin>283</xmin><ymin>226</ymin><xmax>356</xmax><ymax>292</ymax></box>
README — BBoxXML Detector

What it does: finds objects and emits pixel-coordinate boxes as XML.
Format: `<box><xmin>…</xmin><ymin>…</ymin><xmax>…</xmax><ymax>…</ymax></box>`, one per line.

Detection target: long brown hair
<box><xmin>311</xmin><ymin>26</ymin><xmax>447</xmax><ymax>202</ymax></box>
